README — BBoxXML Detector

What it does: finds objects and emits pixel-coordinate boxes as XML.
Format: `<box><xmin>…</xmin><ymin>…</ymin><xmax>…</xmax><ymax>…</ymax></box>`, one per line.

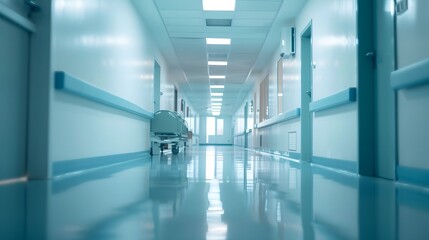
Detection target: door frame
<box><xmin>153</xmin><ymin>60</ymin><xmax>161</xmax><ymax>112</ymax></box>
<box><xmin>300</xmin><ymin>21</ymin><xmax>313</xmax><ymax>162</ymax></box>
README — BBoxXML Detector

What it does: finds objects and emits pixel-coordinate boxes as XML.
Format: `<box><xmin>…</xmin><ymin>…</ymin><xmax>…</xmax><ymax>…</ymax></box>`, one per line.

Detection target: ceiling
<box><xmin>133</xmin><ymin>0</ymin><xmax>307</xmax><ymax>116</ymax></box>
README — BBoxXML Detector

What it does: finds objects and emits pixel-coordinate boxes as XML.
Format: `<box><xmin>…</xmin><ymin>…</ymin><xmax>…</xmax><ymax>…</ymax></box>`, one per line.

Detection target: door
<box><xmin>0</xmin><ymin>1</ymin><xmax>34</xmax><ymax>180</ymax></box>
<box><xmin>374</xmin><ymin>0</ymin><xmax>396</xmax><ymax>179</ymax></box>
<box><xmin>244</xmin><ymin>102</ymin><xmax>248</xmax><ymax>148</ymax></box>
<box><xmin>300</xmin><ymin>23</ymin><xmax>313</xmax><ymax>162</ymax></box>
<box><xmin>153</xmin><ymin>61</ymin><xmax>161</xmax><ymax>112</ymax></box>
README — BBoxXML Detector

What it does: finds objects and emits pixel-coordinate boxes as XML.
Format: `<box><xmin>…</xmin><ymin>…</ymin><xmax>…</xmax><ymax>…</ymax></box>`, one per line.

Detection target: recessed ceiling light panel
<box><xmin>210</xmin><ymin>85</ymin><xmax>225</xmax><ymax>88</ymax></box>
<box><xmin>211</xmin><ymin>93</ymin><xmax>223</xmax><ymax>96</ymax></box>
<box><xmin>209</xmin><ymin>75</ymin><xmax>226</xmax><ymax>79</ymax></box>
<box><xmin>203</xmin><ymin>0</ymin><xmax>236</xmax><ymax>11</ymax></box>
<box><xmin>206</xmin><ymin>38</ymin><xmax>231</xmax><ymax>45</ymax></box>
<box><xmin>208</xmin><ymin>61</ymin><xmax>228</xmax><ymax>66</ymax></box>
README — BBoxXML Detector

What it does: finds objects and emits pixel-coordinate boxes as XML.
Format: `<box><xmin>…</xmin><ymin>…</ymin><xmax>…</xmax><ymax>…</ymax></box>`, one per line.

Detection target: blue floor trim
<box><xmin>52</xmin><ymin>151</ymin><xmax>151</xmax><ymax>177</ymax></box>
<box><xmin>199</xmin><ymin>144</ymin><xmax>233</xmax><ymax>146</ymax></box>
<box><xmin>397</xmin><ymin>166</ymin><xmax>429</xmax><ymax>188</ymax></box>
<box><xmin>288</xmin><ymin>152</ymin><xmax>301</xmax><ymax>160</ymax></box>
<box><xmin>312</xmin><ymin>156</ymin><xmax>358</xmax><ymax>174</ymax></box>
<box><xmin>55</xmin><ymin>71</ymin><xmax>153</xmax><ymax>119</ymax></box>
<box><xmin>309</xmin><ymin>88</ymin><xmax>356</xmax><ymax>112</ymax></box>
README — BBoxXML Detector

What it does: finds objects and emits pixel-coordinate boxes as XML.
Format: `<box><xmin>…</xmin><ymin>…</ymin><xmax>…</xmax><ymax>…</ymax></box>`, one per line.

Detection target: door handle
<box><xmin>25</xmin><ymin>0</ymin><xmax>41</xmax><ymax>12</ymax></box>
<box><xmin>306</xmin><ymin>91</ymin><xmax>312</xmax><ymax>98</ymax></box>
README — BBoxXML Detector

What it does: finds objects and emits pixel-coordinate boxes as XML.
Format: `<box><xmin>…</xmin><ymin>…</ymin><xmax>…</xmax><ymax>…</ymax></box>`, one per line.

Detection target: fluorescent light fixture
<box><xmin>212</xmin><ymin>112</ymin><xmax>221</xmax><ymax>116</ymax></box>
<box><xmin>206</xmin><ymin>38</ymin><xmax>231</xmax><ymax>45</ymax></box>
<box><xmin>208</xmin><ymin>61</ymin><xmax>228</xmax><ymax>66</ymax></box>
<box><xmin>209</xmin><ymin>75</ymin><xmax>226</xmax><ymax>79</ymax></box>
<box><xmin>211</xmin><ymin>103</ymin><xmax>222</xmax><ymax>106</ymax></box>
<box><xmin>211</xmin><ymin>93</ymin><xmax>223</xmax><ymax>96</ymax></box>
<box><xmin>203</xmin><ymin>0</ymin><xmax>236</xmax><ymax>11</ymax></box>
<box><xmin>210</xmin><ymin>85</ymin><xmax>225</xmax><ymax>89</ymax></box>
<box><xmin>278</xmin><ymin>93</ymin><xmax>283</xmax><ymax>97</ymax></box>
<box><xmin>211</xmin><ymin>105</ymin><xmax>222</xmax><ymax>109</ymax></box>
<box><xmin>211</xmin><ymin>98</ymin><xmax>223</xmax><ymax>102</ymax></box>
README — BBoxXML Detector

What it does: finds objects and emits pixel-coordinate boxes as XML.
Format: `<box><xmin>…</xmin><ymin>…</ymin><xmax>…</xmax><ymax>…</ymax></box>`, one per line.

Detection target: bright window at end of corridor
<box><xmin>217</xmin><ymin>119</ymin><xmax>224</xmax><ymax>135</ymax></box>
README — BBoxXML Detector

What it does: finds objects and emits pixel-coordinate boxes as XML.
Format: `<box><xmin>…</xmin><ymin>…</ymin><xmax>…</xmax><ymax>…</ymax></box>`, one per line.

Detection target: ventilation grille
<box><xmin>208</xmin><ymin>53</ymin><xmax>228</xmax><ymax>61</ymax></box>
<box><xmin>206</xmin><ymin>19</ymin><xmax>232</xmax><ymax>27</ymax></box>
<box><xmin>288</xmin><ymin>131</ymin><xmax>297</xmax><ymax>151</ymax></box>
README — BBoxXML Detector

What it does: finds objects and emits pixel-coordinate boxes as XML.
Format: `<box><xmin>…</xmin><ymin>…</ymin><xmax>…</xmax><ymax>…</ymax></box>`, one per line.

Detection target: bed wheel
<box><xmin>172</xmin><ymin>145</ymin><xmax>179</xmax><ymax>155</ymax></box>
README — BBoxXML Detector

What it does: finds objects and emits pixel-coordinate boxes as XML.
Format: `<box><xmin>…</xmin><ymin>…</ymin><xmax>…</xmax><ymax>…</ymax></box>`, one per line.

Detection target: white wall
<box><xmin>27</xmin><ymin>0</ymin><xmax>200</xmax><ymax>177</ymax></box>
<box><xmin>50</xmin><ymin>0</ymin><xmax>159</xmax><ymax>162</ymax></box>
<box><xmin>396</xmin><ymin>0</ymin><xmax>429</xmax><ymax>170</ymax></box>
<box><xmin>235</xmin><ymin>0</ymin><xmax>359</xmax><ymax>165</ymax></box>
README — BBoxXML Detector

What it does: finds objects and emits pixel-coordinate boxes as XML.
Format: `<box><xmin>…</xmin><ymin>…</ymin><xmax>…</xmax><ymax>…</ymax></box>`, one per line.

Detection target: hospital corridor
<box><xmin>1</xmin><ymin>0</ymin><xmax>429</xmax><ymax>239</ymax></box>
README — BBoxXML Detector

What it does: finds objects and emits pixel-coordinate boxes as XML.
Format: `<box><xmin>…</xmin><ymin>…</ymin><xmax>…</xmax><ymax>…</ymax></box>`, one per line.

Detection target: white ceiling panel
<box><xmin>160</xmin><ymin>10</ymin><xmax>203</xmax><ymax>18</ymax></box>
<box><xmin>233</xmin><ymin>19</ymin><xmax>274</xmax><ymax>27</ymax></box>
<box><xmin>163</xmin><ymin>18</ymin><xmax>204</xmax><ymax>26</ymax></box>
<box><xmin>166</xmin><ymin>25</ymin><xmax>205</xmax><ymax>33</ymax></box>
<box><xmin>234</xmin><ymin>11</ymin><xmax>277</xmax><ymax>19</ymax></box>
<box><xmin>155</xmin><ymin>0</ymin><xmax>202</xmax><ymax>10</ymax></box>
<box><xmin>236</xmin><ymin>1</ymin><xmax>282</xmax><ymax>11</ymax></box>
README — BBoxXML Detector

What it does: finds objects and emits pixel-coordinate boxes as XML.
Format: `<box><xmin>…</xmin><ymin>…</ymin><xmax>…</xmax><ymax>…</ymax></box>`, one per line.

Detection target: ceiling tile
<box><xmin>155</xmin><ymin>0</ymin><xmax>202</xmax><ymax>10</ymax></box>
<box><xmin>164</xmin><ymin>18</ymin><xmax>204</xmax><ymax>26</ymax></box>
<box><xmin>160</xmin><ymin>10</ymin><xmax>203</xmax><ymax>18</ymax></box>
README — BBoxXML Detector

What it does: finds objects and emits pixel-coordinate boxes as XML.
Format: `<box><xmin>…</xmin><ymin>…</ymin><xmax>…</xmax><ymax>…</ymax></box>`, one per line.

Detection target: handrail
<box><xmin>55</xmin><ymin>71</ymin><xmax>153</xmax><ymax>120</ymax></box>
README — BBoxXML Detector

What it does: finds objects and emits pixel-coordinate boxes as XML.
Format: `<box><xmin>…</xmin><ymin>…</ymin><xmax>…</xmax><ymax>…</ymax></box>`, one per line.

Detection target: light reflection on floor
<box><xmin>1</xmin><ymin>146</ymin><xmax>429</xmax><ymax>239</ymax></box>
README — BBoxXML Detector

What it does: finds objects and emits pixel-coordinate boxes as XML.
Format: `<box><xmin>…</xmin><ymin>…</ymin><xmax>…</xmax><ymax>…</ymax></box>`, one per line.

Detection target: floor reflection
<box><xmin>1</xmin><ymin>146</ymin><xmax>429</xmax><ymax>239</ymax></box>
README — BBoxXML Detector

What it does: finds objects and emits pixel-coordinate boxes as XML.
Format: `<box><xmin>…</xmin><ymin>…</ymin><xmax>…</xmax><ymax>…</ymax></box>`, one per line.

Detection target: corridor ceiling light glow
<box><xmin>209</xmin><ymin>75</ymin><xmax>226</xmax><ymax>79</ymax></box>
<box><xmin>208</xmin><ymin>61</ymin><xmax>228</xmax><ymax>66</ymax></box>
<box><xmin>211</xmin><ymin>93</ymin><xmax>223</xmax><ymax>96</ymax></box>
<box><xmin>206</xmin><ymin>38</ymin><xmax>231</xmax><ymax>45</ymax></box>
<box><xmin>211</xmin><ymin>103</ymin><xmax>222</xmax><ymax>106</ymax></box>
<box><xmin>203</xmin><ymin>0</ymin><xmax>236</xmax><ymax>11</ymax></box>
<box><xmin>210</xmin><ymin>85</ymin><xmax>225</xmax><ymax>89</ymax></box>
<box><xmin>211</xmin><ymin>98</ymin><xmax>223</xmax><ymax>102</ymax></box>
<box><xmin>212</xmin><ymin>112</ymin><xmax>221</xmax><ymax>116</ymax></box>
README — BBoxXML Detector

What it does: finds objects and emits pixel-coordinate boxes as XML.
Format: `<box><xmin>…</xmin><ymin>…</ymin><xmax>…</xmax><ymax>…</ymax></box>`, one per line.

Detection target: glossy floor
<box><xmin>1</xmin><ymin>146</ymin><xmax>429</xmax><ymax>239</ymax></box>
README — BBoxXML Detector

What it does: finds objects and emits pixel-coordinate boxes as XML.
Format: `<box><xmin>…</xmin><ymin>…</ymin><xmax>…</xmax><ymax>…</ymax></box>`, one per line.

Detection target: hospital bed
<box><xmin>150</xmin><ymin>110</ymin><xmax>188</xmax><ymax>155</ymax></box>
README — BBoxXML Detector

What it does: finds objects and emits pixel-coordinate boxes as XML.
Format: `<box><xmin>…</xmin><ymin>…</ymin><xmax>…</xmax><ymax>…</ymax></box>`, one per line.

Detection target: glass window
<box><xmin>216</xmin><ymin>119</ymin><xmax>224</xmax><ymax>135</ymax></box>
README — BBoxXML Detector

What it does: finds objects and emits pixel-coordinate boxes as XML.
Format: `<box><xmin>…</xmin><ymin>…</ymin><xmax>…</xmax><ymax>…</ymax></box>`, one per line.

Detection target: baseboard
<box><xmin>312</xmin><ymin>156</ymin><xmax>358</xmax><ymax>174</ymax></box>
<box><xmin>397</xmin><ymin>166</ymin><xmax>429</xmax><ymax>188</ymax></box>
<box><xmin>52</xmin><ymin>151</ymin><xmax>151</xmax><ymax>177</ymax></box>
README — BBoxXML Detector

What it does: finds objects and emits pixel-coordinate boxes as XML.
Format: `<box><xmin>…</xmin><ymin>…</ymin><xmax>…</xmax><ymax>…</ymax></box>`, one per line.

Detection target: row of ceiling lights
<box><xmin>204</xmin><ymin>0</ymin><xmax>235</xmax><ymax>116</ymax></box>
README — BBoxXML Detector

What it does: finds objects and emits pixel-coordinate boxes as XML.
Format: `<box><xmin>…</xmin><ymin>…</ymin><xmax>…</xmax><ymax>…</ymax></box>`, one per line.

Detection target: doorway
<box><xmin>300</xmin><ymin>22</ymin><xmax>313</xmax><ymax>162</ymax></box>
<box><xmin>0</xmin><ymin>3</ymin><xmax>33</xmax><ymax>180</ymax></box>
<box><xmin>154</xmin><ymin>61</ymin><xmax>161</xmax><ymax>112</ymax></box>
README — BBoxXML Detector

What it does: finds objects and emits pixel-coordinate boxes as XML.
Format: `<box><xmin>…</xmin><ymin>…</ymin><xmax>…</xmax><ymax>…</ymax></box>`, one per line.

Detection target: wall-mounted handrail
<box><xmin>391</xmin><ymin>58</ymin><xmax>429</xmax><ymax>90</ymax></box>
<box><xmin>55</xmin><ymin>71</ymin><xmax>153</xmax><ymax>120</ymax></box>
<box><xmin>256</xmin><ymin>108</ymin><xmax>301</xmax><ymax>129</ymax></box>
<box><xmin>309</xmin><ymin>88</ymin><xmax>357</xmax><ymax>112</ymax></box>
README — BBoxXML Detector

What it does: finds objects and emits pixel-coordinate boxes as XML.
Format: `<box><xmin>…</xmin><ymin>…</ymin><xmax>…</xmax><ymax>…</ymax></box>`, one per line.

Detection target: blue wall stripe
<box><xmin>256</xmin><ymin>108</ymin><xmax>301</xmax><ymax>129</ymax></box>
<box><xmin>312</xmin><ymin>156</ymin><xmax>358</xmax><ymax>174</ymax></box>
<box><xmin>397</xmin><ymin>166</ymin><xmax>429</xmax><ymax>188</ymax></box>
<box><xmin>52</xmin><ymin>151</ymin><xmax>151</xmax><ymax>177</ymax></box>
<box><xmin>391</xmin><ymin>58</ymin><xmax>429</xmax><ymax>90</ymax></box>
<box><xmin>309</xmin><ymin>88</ymin><xmax>357</xmax><ymax>112</ymax></box>
<box><xmin>55</xmin><ymin>71</ymin><xmax>153</xmax><ymax>119</ymax></box>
